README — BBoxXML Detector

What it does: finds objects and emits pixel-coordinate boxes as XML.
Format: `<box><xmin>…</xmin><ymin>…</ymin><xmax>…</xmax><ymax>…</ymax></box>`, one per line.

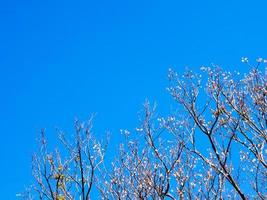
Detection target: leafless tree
<box><xmin>20</xmin><ymin>117</ymin><xmax>107</xmax><ymax>200</ymax></box>
<box><xmin>21</xmin><ymin>58</ymin><xmax>266</xmax><ymax>199</ymax></box>
<box><xmin>165</xmin><ymin>60</ymin><xmax>266</xmax><ymax>199</ymax></box>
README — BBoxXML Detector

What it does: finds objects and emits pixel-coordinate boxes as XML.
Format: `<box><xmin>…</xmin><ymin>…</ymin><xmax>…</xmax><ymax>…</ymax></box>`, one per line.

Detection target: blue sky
<box><xmin>0</xmin><ymin>0</ymin><xmax>267</xmax><ymax>198</ymax></box>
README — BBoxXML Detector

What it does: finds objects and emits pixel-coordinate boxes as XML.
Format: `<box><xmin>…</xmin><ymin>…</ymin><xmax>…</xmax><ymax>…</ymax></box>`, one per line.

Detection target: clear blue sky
<box><xmin>0</xmin><ymin>0</ymin><xmax>267</xmax><ymax>198</ymax></box>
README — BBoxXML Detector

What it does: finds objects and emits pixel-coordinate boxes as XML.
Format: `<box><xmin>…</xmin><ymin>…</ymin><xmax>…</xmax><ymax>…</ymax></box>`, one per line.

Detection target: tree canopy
<box><xmin>20</xmin><ymin>61</ymin><xmax>267</xmax><ymax>199</ymax></box>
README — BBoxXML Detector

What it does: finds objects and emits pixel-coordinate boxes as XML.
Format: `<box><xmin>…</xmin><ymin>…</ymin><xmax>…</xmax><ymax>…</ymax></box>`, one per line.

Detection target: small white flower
<box><xmin>241</xmin><ymin>57</ymin><xmax>249</xmax><ymax>63</ymax></box>
<box><xmin>200</xmin><ymin>66</ymin><xmax>206</xmax><ymax>71</ymax></box>
<box><xmin>136</xmin><ymin>128</ymin><xmax>143</xmax><ymax>132</ymax></box>
<box><xmin>256</xmin><ymin>58</ymin><xmax>263</xmax><ymax>62</ymax></box>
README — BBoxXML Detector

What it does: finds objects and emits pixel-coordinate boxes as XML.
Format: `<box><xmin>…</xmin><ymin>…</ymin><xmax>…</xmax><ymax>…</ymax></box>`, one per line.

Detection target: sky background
<box><xmin>0</xmin><ymin>0</ymin><xmax>267</xmax><ymax>198</ymax></box>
